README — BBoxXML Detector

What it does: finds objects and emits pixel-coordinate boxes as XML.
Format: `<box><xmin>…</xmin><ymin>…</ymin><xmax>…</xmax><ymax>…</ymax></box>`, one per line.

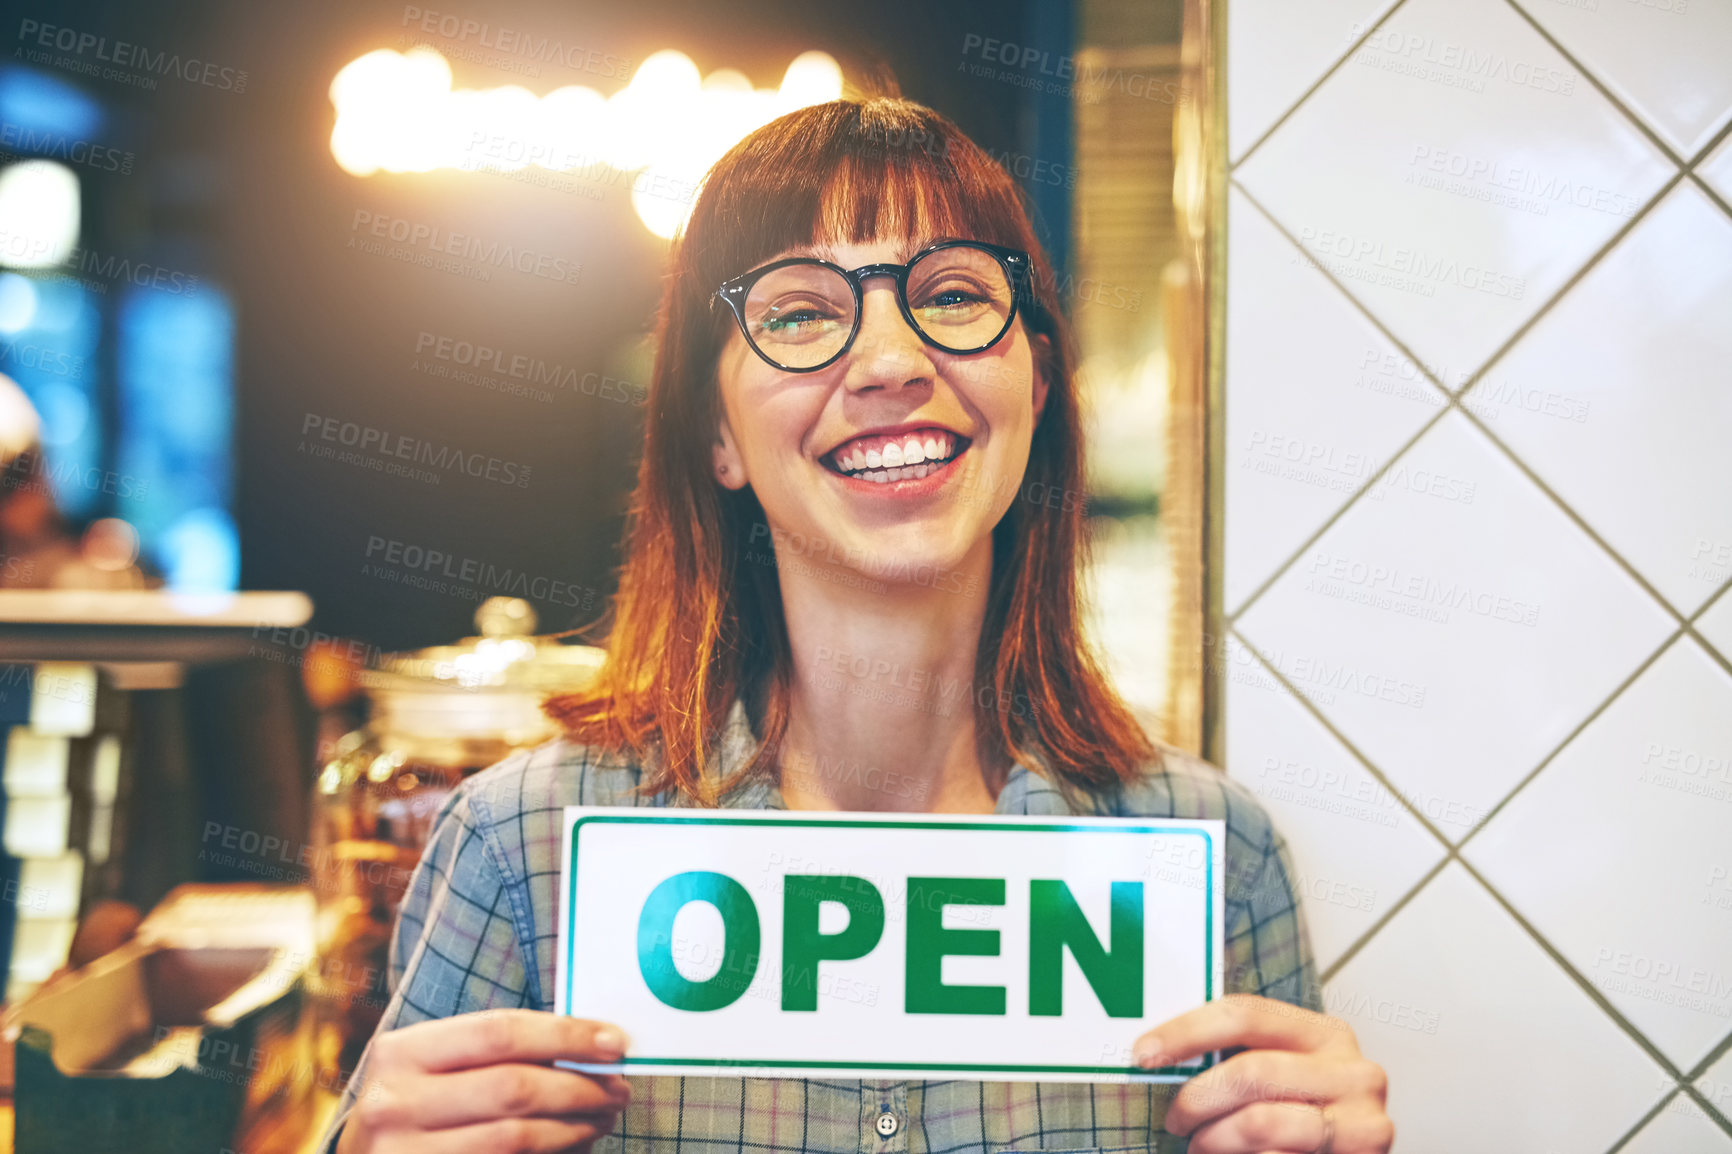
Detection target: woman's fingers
<box><xmin>379</xmin><ymin>1009</ymin><xmax>630</xmax><ymax>1073</ymax></box>
<box><xmin>1163</xmin><ymin>1048</ymin><xmax>1385</xmax><ymax>1137</ymax></box>
<box><xmin>1185</xmin><ymin>1100</ymin><xmax>1396</xmax><ymax>1154</ymax></box>
<box><xmin>1130</xmin><ymin>994</ymin><xmax>1357</xmax><ymax>1067</ymax></box>
<box><xmin>376</xmin><ymin>1113</ymin><xmax>619</xmax><ymax>1154</ymax></box>
<box><xmin>1182</xmin><ymin>1100</ymin><xmax>1330</xmax><ymax>1154</ymax></box>
<box><xmin>371</xmin><ymin>1063</ymin><xmax>631</xmax><ymax>1131</ymax></box>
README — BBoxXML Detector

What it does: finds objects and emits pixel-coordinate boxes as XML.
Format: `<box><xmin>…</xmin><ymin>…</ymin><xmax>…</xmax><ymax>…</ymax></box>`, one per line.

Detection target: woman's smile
<box><xmin>817</xmin><ymin>423</ymin><xmax>973</xmax><ymax>494</ymax></box>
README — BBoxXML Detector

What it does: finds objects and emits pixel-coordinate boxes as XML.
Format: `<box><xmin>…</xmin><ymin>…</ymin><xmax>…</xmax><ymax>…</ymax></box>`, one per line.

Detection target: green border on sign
<box><xmin>564</xmin><ymin>813</ymin><xmax>1217</xmax><ymax>1078</ymax></box>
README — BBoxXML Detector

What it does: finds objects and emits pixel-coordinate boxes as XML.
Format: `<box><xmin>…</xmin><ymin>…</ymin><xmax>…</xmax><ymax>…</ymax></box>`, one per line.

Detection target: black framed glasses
<box><xmin>709</xmin><ymin>238</ymin><xmax>1036</xmax><ymax>373</ymax></box>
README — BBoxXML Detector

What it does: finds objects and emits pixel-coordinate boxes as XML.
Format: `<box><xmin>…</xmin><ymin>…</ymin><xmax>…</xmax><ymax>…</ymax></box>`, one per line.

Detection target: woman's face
<box><xmin>711</xmin><ymin>233</ymin><xmax>1049</xmax><ymax>588</ymax></box>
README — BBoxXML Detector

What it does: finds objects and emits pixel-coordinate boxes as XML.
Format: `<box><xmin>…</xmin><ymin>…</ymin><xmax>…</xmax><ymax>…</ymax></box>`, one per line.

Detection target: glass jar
<box><xmin>308</xmin><ymin>597</ymin><xmax>604</xmax><ymax>1073</ymax></box>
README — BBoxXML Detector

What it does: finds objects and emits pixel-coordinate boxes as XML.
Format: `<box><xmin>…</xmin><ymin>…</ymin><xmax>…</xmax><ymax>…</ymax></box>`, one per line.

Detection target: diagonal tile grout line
<box><xmin>1681</xmin><ymin>574</ymin><xmax>1732</xmax><ymax>681</ymax></box>
<box><xmin>1228</xmin><ymin>0</ymin><xmax>1411</xmax><ymax>173</ymax></box>
<box><xmin>1454</xmin><ymin>629</ymin><xmax>1683</xmax><ymax>852</ymax></box>
<box><xmin>1449</xmin><ymin>166</ymin><xmax>1683</xmax><ymax>400</ymax></box>
<box><xmin>1501</xmin><ymin>0</ymin><xmax>1686</xmax><ymax>169</ymax></box>
<box><xmin>1221</xmin><ymin>185</ymin><xmax>1454</xmax><ymax>625</ymax></box>
<box><xmin>1689</xmin><ymin>1025</ymin><xmax>1732</xmax><ymax>1083</ymax></box>
<box><xmin>1235</xmin><ymin>616</ymin><xmax>1658</xmax><ymax>988</ymax></box>
<box><xmin>1232</xmin><ymin>613</ymin><xmax>1732</xmax><ymax>1113</ymax></box>
<box><xmin>1224</xmin><ymin>171</ymin><xmax>1678</xmax><ymax>629</ymax></box>
<box><xmin>1447</xmin><ymin>387</ymin><xmax>1687</xmax><ymax>617</ymax></box>
<box><xmin>1684</xmin><ymin>1031</ymin><xmax>1732</xmax><ymax>1141</ymax></box>
<box><xmin>1453</xmin><ymin>855</ymin><xmax>1716</xmax><ymax>1100</ymax></box>
<box><xmin>1684</xmin><ymin>107</ymin><xmax>1732</xmax><ymax>220</ymax></box>
<box><xmin>1670</xmin><ymin>111</ymin><xmax>1732</xmax><ymax>224</ymax></box>
<box><xmin>1318</xmin><ymin>857</ymin><xmax>1450</xmax><ymax>987</ymax></box>
<box><xmin>1454</xmin><ymin>109</ymin><xmax>1732</xmax><ymax>391</ymax></box>
<box><xmin>1688</xmin><ymin>1071</ymin><xmax>1732</xmax><ymax>1146</ymax></box>
<box><xmin>1458</xmin><ymin>569</ymin><xmax>1732</xmax><ymax>849</ymax></box>
<box><xmin>1686</xmin><ymin>623</ymin><xmax>1732</xmax><ymax>683</ymax></box>
<box><xmin>1226</xmin><ymin>627</ymin><xmax>1459</xmax><ymax>854</ymax></box>
<box><xmin>1691</xmin><ymin>171</ymin><xmax>1732</xmax><ymax>226</ymax></box>
<box><xmin>1222</xmin><ymin>627</ymin><xmax>1461</xmax><ymax>982</ymax></box>
<box><xmin>1688</xmin><ymin>114</ymin><xmax>1732</xmax><ymax>172</ymax></box>
<box><xmin>1604</xmin><ymin>1089</ymin><xmax>1688</xmax><ymax>1154</ymax></box>
<box><xmin>1603</xmin><ymin>1057</ymin><xmax>1732</xmax><ymax>1149</ymax></box>
<box><xmin>1694</xmin><ymin>1091</ymin><xmax>1732</xmax><ymax>1143</ymax></box>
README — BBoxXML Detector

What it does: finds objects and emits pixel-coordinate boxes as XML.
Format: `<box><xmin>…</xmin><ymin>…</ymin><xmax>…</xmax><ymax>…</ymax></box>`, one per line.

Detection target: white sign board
<box><xmin>555</xmin><ymin>807</ymin><xmax>1224</xmax><ymax>1083</ymax></box>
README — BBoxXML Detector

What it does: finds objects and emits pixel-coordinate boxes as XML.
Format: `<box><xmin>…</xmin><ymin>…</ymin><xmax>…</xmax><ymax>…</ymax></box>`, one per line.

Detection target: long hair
<box><xmin>543</xmin><ymin>97</ymin><xmax>1156</xmax><ymax>804</ymax></box>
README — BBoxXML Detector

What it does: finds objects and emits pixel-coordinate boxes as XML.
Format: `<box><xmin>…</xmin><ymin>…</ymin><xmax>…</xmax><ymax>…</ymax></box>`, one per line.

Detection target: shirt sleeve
<box><xmin>314</xmin><ymin>783</ymin><xmax>533</xmax><ymax>1153</ymax></box>
<box><xmin>1223</xmin><ymin>811</ymin><xmax>1324</xmax><ymax>1012</ymax></box>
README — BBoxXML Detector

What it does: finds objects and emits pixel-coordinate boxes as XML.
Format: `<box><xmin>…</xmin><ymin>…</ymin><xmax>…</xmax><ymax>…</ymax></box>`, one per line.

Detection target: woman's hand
<box><xmin>335</xmin><ymin>1009</ymin><xmax>633</xmax><ymax>1154</ymax></box>
<box><xmin>1131</xmin><ymin>994</ymin><xmax>1393</xmax><ymax>1153</ymax></box>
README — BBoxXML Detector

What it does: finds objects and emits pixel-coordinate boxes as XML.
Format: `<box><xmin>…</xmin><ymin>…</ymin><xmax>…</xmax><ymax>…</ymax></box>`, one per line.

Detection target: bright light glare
<box><xmin>0</xmin><ymin>272</ymin><xmax>37</xmax><ymax>333</ymax></box>
<box><xmin>776</xmin><ymin>51</ymin><xmax>844</xmax><ymax>114</ymax></box>
<box><xmin>0</xmin><ymin>372</ymin><xmax>40</xmax><ymax>458</ymax></box>
<box><xmin>327</xmin><ymin>47</ymin><xmax>843</xmax><ymax>236</ymax></box>
<box><xmin>0</xmin><ymin>160</ymin><xmax>80</xmax><ymax>269</ymax></box>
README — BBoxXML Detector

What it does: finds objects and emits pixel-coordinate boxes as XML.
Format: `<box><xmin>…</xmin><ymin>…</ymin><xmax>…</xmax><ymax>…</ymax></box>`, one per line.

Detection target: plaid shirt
<box><xmin>319</xmin><ymin>702</ymin><xmax>1320</xmax><ymax>1154</ymax></box>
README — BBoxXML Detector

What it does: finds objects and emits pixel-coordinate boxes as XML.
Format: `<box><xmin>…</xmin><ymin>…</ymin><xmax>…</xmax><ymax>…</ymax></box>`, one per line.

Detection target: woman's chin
<box><xmin>787</xmin><ymin>528</ymin><xmax>978</xmax><ymax>593</ymax></box>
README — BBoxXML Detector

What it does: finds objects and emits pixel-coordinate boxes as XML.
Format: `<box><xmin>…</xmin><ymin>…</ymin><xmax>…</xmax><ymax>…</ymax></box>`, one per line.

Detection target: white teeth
<box><xmin>831</xmin><ymin>431</ymin><xmax>964</xmax><ymax>478</ymax></box>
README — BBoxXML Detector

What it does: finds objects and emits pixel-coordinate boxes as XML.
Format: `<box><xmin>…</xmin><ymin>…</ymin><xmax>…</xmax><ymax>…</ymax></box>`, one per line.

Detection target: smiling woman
<box><xmin>320</xmin><ymin>97</ymin><xmax>1394</xmax><ymax>1154</ymax></box>
<box><xmin>545</xmin><ymin>97</ymin><xmax>1151</xmax><ymax>812</ymax></box>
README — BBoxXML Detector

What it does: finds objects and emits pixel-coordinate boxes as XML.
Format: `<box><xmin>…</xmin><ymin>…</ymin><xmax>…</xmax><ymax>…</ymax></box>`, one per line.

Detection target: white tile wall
<box><xmin>1222</xmin><ymin>633</ymin><xmax>1445</xmax><ymax>970</ymax></box>
<box><xmin>1234</xmin><ymin>0</ymin><xmax>1675</xmax><ymax>374</ymax></box>
<box><xmin>1507</xmin><ymin>0</ymin><xmax>1732</xmax><ymax>156</ymax></box>
<box><xmin>1465</xmin><ymin>637</ymin><xmax>1732</xmax><ymax>1069</ymax></box>
<box><xmin>1223</xmin><ymin>0</ymin><xmax>1732</xmax><ymax>1144</ymax></box>
<box><xmin>1326</xmin><ymin>862</ymin><xmax>1664</xmax><ymax>1151</ymax></box>
<box><xmin>1222</xmin><ymin>186</ymin><xmax>1442</xmax><ymax>613</ymax></box>
<box><xmin>1226</xmin><ymin>0</ymin><xmax>1400</xmax><ymax>161</ymax></box>
<box><xmin>1474</xmin><ymin>182</ymin><xmax>1732</xmax><ymax>616</ymax></box>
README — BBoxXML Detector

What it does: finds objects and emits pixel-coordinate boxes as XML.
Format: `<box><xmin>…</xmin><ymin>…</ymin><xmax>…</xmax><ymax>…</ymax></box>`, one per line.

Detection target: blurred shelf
<box><xmin>0</xmin><ymin>591</ymin><xmax>313</xmax><ymax>663</ymax></box>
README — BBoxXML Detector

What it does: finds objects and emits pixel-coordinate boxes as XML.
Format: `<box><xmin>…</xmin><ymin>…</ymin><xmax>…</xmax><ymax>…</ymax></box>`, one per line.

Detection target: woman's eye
<box><xmin>914</xmin><ymin>280</ymin><xmax>991</xmax><ymax>311</ymax></box>
<box><xmin>760</xmin><ymin>308</ymin><xmax>831</xmax><ymax>332</ymax></box>
<box><xmin>755</xmin><ymin>301</ymin><xmax>841</xmax><ymax>332</ymax></box>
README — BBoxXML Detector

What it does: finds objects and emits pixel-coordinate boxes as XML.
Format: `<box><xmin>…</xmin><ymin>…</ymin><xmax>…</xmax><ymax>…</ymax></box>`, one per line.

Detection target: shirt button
<box><xmin>875</xmin><ymin>1111</ymin><xmax>900</xmax><ymax>1137</ymax></box>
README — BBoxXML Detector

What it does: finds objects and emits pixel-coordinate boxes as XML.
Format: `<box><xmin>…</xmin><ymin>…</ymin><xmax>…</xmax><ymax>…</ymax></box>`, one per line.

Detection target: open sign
<box><xmin>556</xmin><ymin>808</ymin><xmax>1224</xmax><ymax>1083</ymax></box>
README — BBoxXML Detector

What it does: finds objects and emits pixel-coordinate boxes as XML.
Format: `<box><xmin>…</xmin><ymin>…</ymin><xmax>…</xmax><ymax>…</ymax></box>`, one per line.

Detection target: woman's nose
<box><xmin>842</xmin><ymin>284</ymin><xmax>935</xmax><ymax>392</ymax></box>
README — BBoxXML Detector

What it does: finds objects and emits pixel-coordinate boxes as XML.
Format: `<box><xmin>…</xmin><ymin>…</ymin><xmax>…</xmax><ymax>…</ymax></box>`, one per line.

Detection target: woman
<box><xmin>323</xmin><ymin>97</ymin><xmax>1393</xmax><ymax>1154</ymax></box>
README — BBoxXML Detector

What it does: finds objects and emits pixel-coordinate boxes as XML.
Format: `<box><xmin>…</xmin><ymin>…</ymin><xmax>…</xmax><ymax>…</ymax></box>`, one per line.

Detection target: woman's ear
<box><xmin>1031</xmin><ymin>333</ymin><xmax>1053</xmax><ymax>424</ymax></box>
<box><xmin>712</xmin><ymin>413</ymin><xmax>749</xmax><ymax>490</ymax></box>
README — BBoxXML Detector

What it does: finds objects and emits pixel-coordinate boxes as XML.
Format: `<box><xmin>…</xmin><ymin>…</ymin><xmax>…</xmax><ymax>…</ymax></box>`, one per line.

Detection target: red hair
<box><xmin>544</xmin><ymin>97</ymin><xmax>1156</xmax><ymax>804</ymax></box>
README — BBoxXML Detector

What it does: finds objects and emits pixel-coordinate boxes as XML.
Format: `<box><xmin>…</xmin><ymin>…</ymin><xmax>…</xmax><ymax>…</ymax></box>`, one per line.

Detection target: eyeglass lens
<box><xmin>741</xmin><ymin>245</ymin><xmax>1015</xmax><ymax>369</ymax></box>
